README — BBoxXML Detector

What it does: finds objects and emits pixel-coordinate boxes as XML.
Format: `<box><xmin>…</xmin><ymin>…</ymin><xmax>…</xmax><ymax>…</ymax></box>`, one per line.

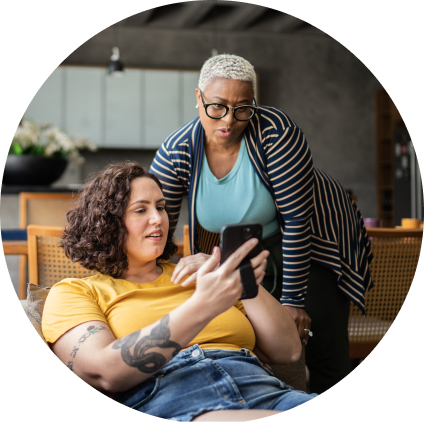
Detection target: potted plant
<box><xmin>3</xmin><ymin>120</ymin><xmax>97</xmax><ymax>186</ymax></box>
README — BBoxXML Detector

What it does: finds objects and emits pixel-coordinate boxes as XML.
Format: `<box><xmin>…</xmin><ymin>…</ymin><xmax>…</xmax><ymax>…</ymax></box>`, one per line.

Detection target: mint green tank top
<box><xmin>195</xmin><ymin>138</ymin><xmax>279</xmax><ymax>238</ymax></box>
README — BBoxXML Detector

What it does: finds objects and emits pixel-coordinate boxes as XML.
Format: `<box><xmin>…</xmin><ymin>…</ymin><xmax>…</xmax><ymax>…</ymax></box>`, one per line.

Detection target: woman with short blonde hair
<box><xmin>151</xmin><ymin>53</ymin><xmax>374</xmax><ymax>394</ymax></box>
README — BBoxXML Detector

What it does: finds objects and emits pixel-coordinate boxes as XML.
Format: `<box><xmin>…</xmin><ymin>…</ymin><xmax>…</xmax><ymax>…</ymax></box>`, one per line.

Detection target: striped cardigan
<box><xmin>151</xmin><ymin>105</ymin><xmax>374</xmax><ymax>314</ymax></box>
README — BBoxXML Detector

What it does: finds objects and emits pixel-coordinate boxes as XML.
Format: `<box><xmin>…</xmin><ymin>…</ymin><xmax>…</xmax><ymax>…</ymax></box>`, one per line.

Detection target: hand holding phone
<box><xmin>219</xmin><ymin>223</ymin><xmax>263</xmax><ymax>299</ymax></box>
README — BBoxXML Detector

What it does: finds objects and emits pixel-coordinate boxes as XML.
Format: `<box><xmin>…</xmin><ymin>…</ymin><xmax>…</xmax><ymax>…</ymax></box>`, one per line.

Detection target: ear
<box><xmin>195</xmin><ymin>88</ymin><xmax>202</xmax><ymax>106</ymax></box>
<box><xmin>195</xmin><ymin>88</ymin><xmax>203</xmax><ymax>110</ymax></box>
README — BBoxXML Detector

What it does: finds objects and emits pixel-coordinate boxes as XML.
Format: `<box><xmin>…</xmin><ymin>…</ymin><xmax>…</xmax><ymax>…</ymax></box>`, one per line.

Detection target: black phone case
<box><xmin>219</xmin><ymin>223</ymin><xmax>263</xmax><ymax>265</ymax></box>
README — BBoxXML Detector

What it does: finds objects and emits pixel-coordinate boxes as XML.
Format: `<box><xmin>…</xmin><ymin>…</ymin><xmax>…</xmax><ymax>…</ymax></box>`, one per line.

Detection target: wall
<box><xmin>63</xmin><ymin>24</ymin><xmax>382</xmax><ymax>218</ymax></box>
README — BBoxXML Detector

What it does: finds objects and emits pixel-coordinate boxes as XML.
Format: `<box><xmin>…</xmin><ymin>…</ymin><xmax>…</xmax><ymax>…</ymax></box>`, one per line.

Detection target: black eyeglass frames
<box><xmin>199</xmin><ymin>90</ymin><xmax>258</xmax><ymax>121</ymax></box>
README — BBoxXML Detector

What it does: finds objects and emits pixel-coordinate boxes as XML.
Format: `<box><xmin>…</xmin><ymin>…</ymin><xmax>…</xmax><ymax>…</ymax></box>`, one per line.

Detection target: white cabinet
<box><xmin>65</xmin><ymin>67</ymin><xmax>104</xmax><ymax>144</ymax></box>
<box><xmin>23</xmin><ymin>66</ymin><xmax>200</xmax><ymax>149</ymax></box>
<box><xmin>25</xmin><ymin>68</ymin><xmax>64</xmax><ymax>128</ymax></box>
<box><xmin>105</xmin><ymin>69</ymin><xmax>144</xmax><ymax>148</ymax></box>
<box><xmin>144</xmin><ymin>70</ymin><xmax>180</xmax><ymax>148</ymax></box>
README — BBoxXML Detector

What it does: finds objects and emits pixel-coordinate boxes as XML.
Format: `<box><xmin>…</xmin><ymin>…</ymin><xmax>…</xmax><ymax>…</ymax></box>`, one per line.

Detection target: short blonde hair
<box><xmin>198</xmin><ymin>54</ymin><xmax>256</xmax><ymax>95</ymax></box>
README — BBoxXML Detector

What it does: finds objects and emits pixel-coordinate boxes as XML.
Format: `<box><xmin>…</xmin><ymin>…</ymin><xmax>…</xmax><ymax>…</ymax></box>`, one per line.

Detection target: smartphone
<box><xmin>219</xmin><ymin>222</ymin><xmax>263</xmax><ymax>265</ymax></box>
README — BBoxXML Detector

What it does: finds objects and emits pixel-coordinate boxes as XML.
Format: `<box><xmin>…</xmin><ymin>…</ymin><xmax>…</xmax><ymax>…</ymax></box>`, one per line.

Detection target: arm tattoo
<box><xmin>112</xmin><ymin>315</ymin><xmax>181</xmax><ymax>374</ymax></box>
<box><xmin>78</xmin><ymin>325</ymin><xmax>107</xmax><ymax>344</ymax></box>
<box><xmin>66</xmin><ymin>325</ymin><xmax>107</xmax><ymax>367</ymax></box>
<box><xmin>70</xmin><ymin>346</ymin><xmax>79</xmax><ymax>358</ymax></box>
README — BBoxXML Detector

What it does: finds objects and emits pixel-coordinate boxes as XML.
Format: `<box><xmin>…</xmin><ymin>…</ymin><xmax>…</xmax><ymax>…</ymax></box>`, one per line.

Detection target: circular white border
<box><xmin>1</xmin><ymin>1</ymin><xmax>422</xmax><ymax>422</ymax></box>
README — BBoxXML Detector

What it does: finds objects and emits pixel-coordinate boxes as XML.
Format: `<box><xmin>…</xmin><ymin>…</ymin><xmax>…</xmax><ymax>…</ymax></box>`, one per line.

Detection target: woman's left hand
<box><xmin>284</xmin><ymin>306</ymin><xmax>312</xmax><ymax>345</ymax></box>
<box><xmin>171</xmin><ymin>253</ymin><xmax>212</xmax><ymax>286</ymax></box>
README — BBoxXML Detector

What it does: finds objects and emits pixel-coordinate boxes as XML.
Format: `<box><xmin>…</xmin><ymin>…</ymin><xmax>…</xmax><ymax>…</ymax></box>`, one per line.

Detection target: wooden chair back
<box><xmin>20</xmin><ymin>192</ymin><xmax>77</xmax><ymax>228</ymax></box>
<box><xmin>27</xmin><ymin>225</ymin><xmax>93</xmax><ymax>287</ymax></box>
<box><xmin>18</xmin><ymin>192</ymin><xmax>78</xmax><ymax>298</ymax></box>
<box><xmin>183</xmin><ymin>225</ymin><xmax>190</xmax><ymax>257</ymax></box>
<box><xmin>348</xmin><ymin>228</ymin><xmax>422</xmax><ymax>359</ymax></box>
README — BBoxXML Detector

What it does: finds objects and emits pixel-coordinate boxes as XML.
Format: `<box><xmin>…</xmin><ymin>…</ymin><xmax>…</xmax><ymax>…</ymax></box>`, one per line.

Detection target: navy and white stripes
<box><xmin>151</xmin><ymin>106</ymin><xmax>373</xmax><ymax>314</ymax></box>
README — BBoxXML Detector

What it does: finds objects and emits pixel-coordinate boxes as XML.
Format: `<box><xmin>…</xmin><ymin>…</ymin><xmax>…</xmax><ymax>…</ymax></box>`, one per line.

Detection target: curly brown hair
<box><xmin>61</xmin><ymin>161</ymin><xmax>178</xmax><ymax>278</ymax></box>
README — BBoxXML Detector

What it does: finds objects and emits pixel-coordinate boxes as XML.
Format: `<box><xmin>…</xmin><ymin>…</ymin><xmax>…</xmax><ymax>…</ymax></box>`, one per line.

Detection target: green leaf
<box><xmin>10</xmin><ymin>142</ymin><xmax>23</xmax><ymax>155</ymax></box>
<box><xmin>52</xmin><ymin>151</ymin><xmax>65</xmax><ymax>158</ymax></box>
<box><xmin>33</xmin><ymin>145</ymin><xmax>45</xmax><ymax>156</ymax></box>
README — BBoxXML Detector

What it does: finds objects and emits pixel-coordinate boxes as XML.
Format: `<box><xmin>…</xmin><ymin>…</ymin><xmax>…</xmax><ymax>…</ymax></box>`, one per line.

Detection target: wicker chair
<box><xmin>183</xmin><ymin>225</ymin><xmax>190</xmax><ymax>257</ymax></box>
<box><xmin>348</xmin><ymin>228</ymin><xmax>422</xmax><ymax>360</ymax></box>
<box><xmin>18</xmin><ymin>192</ymin><xmax>78</xmax><ymax>298</ymax></box>
<box><xmin>27</xmin><ymin>224</ymin><xmax>93</xmax><ymax>287</ymax></box>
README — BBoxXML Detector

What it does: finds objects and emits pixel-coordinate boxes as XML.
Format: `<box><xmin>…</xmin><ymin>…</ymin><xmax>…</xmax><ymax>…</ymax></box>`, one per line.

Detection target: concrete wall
<box><xmin>64</xmin><ymin>25</ymin><xmax>382</xmax><ymax>218</ymax></box>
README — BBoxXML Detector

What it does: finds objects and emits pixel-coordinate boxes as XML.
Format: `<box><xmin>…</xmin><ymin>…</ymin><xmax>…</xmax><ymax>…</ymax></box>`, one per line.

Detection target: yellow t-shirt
<box><xmin>42</xmin><ymin>262</ymin><xmax>256</xmax><ymax>352</ymax></box>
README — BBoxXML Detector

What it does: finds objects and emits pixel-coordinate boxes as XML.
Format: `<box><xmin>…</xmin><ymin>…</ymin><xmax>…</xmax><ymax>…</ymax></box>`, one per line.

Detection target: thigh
<box><xmin>304</xmin><ymin>262</ymin><xmax>351</xmax><ymax>393</ymax></box>
<box><xmin>115</xmin><ymin>352</ymin><xmax>316</xmax><ymax>419</ymax></box>
<box><xmin>115</xmin><ymin>355</ymin><xmax>248</xmax><ymax>421</ymax></box>
<box><xmin>215</xmin><ymin>355</ymin><xmax>316</xmax><ymax>411</ymax></box>
<box><xmin>304</xmin><ymin>263</ymin><xmax>351</xmax><ymax>323</ymax></box>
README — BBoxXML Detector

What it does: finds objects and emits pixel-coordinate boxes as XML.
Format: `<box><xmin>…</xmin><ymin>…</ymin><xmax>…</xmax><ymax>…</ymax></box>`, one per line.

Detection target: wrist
<box><xmin>182</xmin><ymin>295</ymin><xmax>216</xmax><ymax>326</ymax></box>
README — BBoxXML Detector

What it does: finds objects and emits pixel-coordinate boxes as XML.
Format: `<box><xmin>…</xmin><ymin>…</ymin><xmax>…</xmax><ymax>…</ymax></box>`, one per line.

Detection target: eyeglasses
<box><xmin>199</xmin><ymin>90</ymin><xmax>258</xmax><ymax>121</ymax></box>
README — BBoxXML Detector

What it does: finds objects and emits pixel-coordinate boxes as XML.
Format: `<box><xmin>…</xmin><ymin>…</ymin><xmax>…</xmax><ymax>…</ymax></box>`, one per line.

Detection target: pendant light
<box><xmin>107</xmin><ymin>47</ymin><xmax>125</xmax><ymax>76</ymax></box>
<box><xmin>107</xmin><ymin>25</ymin><xmax>125</xmax><ymax>77</ymax></box>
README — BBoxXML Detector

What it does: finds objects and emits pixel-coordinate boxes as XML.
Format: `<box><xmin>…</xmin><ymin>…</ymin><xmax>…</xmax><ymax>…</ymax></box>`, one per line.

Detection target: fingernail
<box><xmin>213</xmin><ymin>246</ymin><xmax>218</xmax><ymax>254</ymax></box>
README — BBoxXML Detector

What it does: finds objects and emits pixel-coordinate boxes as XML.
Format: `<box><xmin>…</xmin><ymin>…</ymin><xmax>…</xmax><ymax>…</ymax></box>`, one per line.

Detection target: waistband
<box><xmin>114</xmin><ymin>345</ymin><xmax>257</xmax><ymax>405</ymax></box>
<box><xmin>155</xmin><ymin>344</ymin><xmax>253</xmax><ymax>377</ymax></box>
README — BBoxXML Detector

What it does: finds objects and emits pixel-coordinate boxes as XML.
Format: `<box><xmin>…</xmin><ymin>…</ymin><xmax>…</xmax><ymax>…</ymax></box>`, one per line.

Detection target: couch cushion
<box><xmin>25</xmin><ymin>283</ymin><xmax>50</xmax><ymax>343</ymax></box>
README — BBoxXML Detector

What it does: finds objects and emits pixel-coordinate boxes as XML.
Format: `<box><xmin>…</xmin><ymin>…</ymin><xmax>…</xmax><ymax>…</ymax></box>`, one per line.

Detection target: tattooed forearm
<box><xmin>68</xmin><ymin>361</ymin><xmax>74</xmax><ymax>372</ymax></box>
<box><xmin>112</xmin><ymin>315</ymin><xmax>181</xmax><ymax>374</ymax></box>
<box><xmin>70</xmin><ymin>346</ymin><xmax>79</xmax><ymax>358</ymax></box>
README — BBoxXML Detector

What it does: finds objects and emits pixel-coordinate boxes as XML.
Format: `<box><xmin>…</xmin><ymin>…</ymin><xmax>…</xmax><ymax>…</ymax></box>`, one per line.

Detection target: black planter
<box><xmin>2</xmin><ymin>155</ymin><xmax>68</xmax><ymax>186</ymax></box>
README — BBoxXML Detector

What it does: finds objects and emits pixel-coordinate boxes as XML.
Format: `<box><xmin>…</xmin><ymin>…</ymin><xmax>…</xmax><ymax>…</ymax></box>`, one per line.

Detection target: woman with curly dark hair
<box><xmin>42</xmin><ymin>161</ymin><xmax>316</xmax><ymax>422</ymax></box>
<box><xmin>61</xmin><ymin>161</ymin><xmax>178</xmax><ymax>278</ymax></box>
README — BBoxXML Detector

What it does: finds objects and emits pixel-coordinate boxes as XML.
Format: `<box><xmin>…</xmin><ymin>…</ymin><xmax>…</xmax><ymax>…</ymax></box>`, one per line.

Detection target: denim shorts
<box><xmin>114</xmin><ymin>344</ymin><xmax>317</xmax><ymax>421</ymax></box>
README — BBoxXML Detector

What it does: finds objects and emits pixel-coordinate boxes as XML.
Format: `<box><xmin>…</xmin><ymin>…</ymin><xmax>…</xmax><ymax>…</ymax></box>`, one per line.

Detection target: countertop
<box><xmin>1</xmin><ymin>184</ymin><xmax>81</xmax><ymax>194</ymax></box>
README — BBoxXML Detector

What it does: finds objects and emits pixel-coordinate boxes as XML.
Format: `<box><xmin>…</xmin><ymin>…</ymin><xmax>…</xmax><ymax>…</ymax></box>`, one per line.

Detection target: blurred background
<box><xmin>2</xmin><ymin>1</ymin><xmax>421</xmax><ymax>295</ymax></box>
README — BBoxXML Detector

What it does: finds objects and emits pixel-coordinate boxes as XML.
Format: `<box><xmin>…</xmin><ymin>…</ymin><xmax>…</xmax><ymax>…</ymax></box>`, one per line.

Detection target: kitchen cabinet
<box><xmin>23</xmin><ymin>66</ymin><xmax>200</xmax><ymax>149</ymax></box>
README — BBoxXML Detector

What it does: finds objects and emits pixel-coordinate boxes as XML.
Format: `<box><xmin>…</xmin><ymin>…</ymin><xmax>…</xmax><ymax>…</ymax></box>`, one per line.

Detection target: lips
<box><xmin>217</xmin><ymin>127</ymin><xmax>233</xmax><ymax>137</ymax></box>
<box><xmin>146</xmin><ymin>229</ymin><xmax>163</xmax><ymax>240</ymax></box>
